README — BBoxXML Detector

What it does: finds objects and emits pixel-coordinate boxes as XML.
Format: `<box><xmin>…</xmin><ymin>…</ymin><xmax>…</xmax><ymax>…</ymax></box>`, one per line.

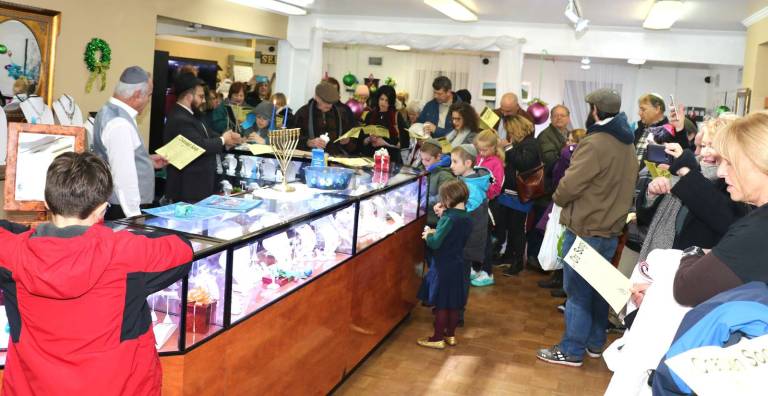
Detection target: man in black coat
<box><xmin>163</xmin><ymin>73</ymin><xmax>241</xmax><ymax>203</ymax></box>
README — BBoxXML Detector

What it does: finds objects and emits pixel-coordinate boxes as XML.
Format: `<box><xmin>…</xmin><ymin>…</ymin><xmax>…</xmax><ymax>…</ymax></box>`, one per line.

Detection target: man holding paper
<box><xmin>492</xmin><ymin>93</ymin><xmax>534</xmax><ymax>146</ymax></box>
<box><xmin>93</xmin><ymin>66</ymin><xmax>167</xmax><ymax>220</ymax></box>
<box><xmin>163</xmin><ymin>73</ymin><xmax>241</xmax><ymax>203</ymax></box>
<box><xmin>537</xmin><ymin>88</ymin><xmax>637</xmax><ymax>367</ymax></box>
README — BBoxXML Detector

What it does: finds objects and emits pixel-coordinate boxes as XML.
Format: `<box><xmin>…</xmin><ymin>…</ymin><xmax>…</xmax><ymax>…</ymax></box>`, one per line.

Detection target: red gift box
<box><xmin>186</xmin><ymin>300</ymin><xmax>217</xmax><ymax>334</ymax></box>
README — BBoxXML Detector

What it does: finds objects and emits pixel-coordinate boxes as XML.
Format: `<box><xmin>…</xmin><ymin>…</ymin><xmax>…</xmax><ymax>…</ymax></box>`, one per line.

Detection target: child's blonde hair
<box><xmin>474</xmin><ymin>129</ymin><xmax>505</xmax><ymax>161</ymax></box>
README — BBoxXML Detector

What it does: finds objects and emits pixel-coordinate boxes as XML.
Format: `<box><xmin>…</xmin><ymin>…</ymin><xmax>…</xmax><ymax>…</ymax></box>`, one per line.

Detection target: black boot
<box><xmin>537</xmin><ymin>269</ymin><xmax>563</xmax><ymax>288</ymax></box>
<box><xmin>526</xmin><ymin>256</ymin><xmax>546</xmax><ymax>274</ymax></box>
<box><xmin>502</xmin><ymin>257</ymin><xmax>523</xmax><ymax>277</ymax></box>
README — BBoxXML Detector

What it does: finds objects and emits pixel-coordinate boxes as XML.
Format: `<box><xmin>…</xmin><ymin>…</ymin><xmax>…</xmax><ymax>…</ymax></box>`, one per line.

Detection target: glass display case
<box><xmin>0</xmin><ymin>166</ymin><xmax>425</xmax><ymax>367</ymax></box>
<box><xmin>116</xmin><ymin>166</ymin><xmax>426</xmax><ymax>355</ymax></box>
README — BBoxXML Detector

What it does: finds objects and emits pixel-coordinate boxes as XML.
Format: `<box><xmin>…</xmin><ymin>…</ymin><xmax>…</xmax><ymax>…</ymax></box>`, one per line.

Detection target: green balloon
<box><xmin>0</xmin><ymin>44</ymin><xmax>7</xmax><ymax>55</ymax></box>
<box><xmin>716</xmin><ymin>105</ymin><xmax>730</xmax><ymax>116</ymax></box>
<box><xmin>342</xmin><ymin>72</ymin><xmax>357</xmax><ymax>87</ymax></box>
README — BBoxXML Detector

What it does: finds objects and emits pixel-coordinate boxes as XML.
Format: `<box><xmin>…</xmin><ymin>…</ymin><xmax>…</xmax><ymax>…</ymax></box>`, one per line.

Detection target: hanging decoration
<box><xmin>0</xmin><ymin>44</ymin><xmax>7</xmax><ymax>55</ymax></box>
<box><xmin>526</xmin><ymin>50</ymin><xmax>550</xmax><ymax>125</ymax></box>
<box><xmin>84</xmin><ymin>38</ymin><xmax>111</xmax><ymax>93</ymax></box>
<box><xmin>383</xmin><ymin>76</ymin><xmax>397</xmax><ymax>87</ymax></box>
<box><xmin>527</xmin><ymin>99</ymin><xmax>550</xmax><ymax>125</ymax></box>
<box><xmin>715</xmin><ymin>105</ymin><xmax>730</xmax><ymax>116</ymax></box>
<box><xmin>346</xmin><ymin>98</ymin><xmax>364</xmax><ymax>119</ymax></box>
<box><xmin>342</xmin><ymin>72</ymin><xmax>358</xmax><ymax>87</ymax></box>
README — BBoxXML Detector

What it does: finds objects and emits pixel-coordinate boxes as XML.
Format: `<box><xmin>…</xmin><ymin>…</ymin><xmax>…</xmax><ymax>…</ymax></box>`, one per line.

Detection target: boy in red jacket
<box><xmin>0</xmin><ymin>152</ymin><xmax>193</xmax><ymax>396</ymax></box>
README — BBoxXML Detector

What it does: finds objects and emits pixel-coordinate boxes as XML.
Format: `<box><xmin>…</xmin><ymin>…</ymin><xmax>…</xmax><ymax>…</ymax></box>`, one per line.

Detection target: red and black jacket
<box><xmin>0</xmin><ymin>221</ymin><xmax>193</xmax><ymax>396</ymax></box>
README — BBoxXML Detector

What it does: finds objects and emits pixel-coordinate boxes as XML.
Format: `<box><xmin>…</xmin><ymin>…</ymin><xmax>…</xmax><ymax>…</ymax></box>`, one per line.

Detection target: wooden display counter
<box><xmin>158</xmin><ymin>218</ymin><xmax>425</xmax><ymax>395</ymax></box>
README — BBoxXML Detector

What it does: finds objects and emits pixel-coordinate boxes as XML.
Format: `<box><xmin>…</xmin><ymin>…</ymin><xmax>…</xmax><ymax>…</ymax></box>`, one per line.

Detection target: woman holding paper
<box><xmin>672</xmin><ymin>111</ymin><xmax>768</xmax><ymax>307</ymax></box>
<box><xmin>444</xmin><ymin>102</ymin><xmax>479</xmax><ymax>149</ymax></box>
<box><xmin>362</xmin><ymin>85</ymin><xmax>409</xmax><ymax>164</ymax></box>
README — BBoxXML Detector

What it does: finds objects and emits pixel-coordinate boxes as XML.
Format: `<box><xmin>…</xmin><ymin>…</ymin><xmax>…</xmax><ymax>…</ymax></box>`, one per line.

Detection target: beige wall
<box><xmin>743</xmin><ymin>17</ymin><xmax>768</xmax><ymax>112</ymax></box>
<box><xmin>15</xmin><ymin>0</ymin><xmax>287</xmax><ymax>142</ymax></box>
<box><xmin>154</xmin><ymin>38</ymin><xmax>256</xmax><ymax>73</ymax></box>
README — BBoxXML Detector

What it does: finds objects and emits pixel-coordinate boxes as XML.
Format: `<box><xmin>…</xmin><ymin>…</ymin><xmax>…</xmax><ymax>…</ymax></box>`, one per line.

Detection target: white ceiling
<box><xmin>304</xmin><ymin>0</ymin><xmax>767</xmax><ymax>31</ymax></box>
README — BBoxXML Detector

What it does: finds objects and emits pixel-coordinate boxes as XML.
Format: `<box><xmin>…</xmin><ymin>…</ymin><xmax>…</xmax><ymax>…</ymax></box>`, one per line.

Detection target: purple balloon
<box><xmin>346</xmin><ymin>99</ymin><xmax>364</xmax><ymax>119</ymax></box>
<box><xmin>527</xmin><ymin>102</ymin><xmax>550</xmax><ymax>125</ymax></box>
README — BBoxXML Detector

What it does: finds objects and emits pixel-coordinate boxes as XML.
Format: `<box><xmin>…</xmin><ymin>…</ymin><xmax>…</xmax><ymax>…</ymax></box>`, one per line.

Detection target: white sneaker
<box><xmin>470</xmin><ymin>268</ymin><xmax>480</xmax><ymax>281</ymax></box>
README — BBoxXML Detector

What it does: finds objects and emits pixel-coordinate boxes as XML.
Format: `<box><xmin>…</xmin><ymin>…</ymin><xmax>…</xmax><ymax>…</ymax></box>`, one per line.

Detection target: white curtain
<box><xmin>307</xmin><ymin>28</ymin><xmax>523</xmax><ymax>105</ymax></box>
<box><xmin>564</xmin><ymin>80</ymin><xmax>624</xmax><ymax>130</ymax></box>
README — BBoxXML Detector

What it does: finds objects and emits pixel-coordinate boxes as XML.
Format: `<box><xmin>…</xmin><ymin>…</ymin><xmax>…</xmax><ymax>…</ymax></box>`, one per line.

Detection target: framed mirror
<box><xmin>4</xmin><ymin>123</ymin><xmax>86</xmax><ymax>212</ymax></box>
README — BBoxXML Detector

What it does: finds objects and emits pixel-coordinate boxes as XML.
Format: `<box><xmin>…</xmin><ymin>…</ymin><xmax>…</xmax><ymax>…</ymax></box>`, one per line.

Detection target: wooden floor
<box><xmin>334</xmin><ymin>268</ymin><xmax>616</xmax><ymax>396</ymax></box>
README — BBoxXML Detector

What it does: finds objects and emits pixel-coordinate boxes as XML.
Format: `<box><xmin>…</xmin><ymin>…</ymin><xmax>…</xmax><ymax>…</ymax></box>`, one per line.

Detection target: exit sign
<box><xmin>260</xmin><ymin>54</ymin><xmax>276</xmax><ymax>65</ymax></box>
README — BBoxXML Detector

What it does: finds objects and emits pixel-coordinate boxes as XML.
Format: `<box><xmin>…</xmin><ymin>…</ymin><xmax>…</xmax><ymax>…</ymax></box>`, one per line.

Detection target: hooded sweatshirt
<box><xmin>460</xmin><ymin>167</ymin><xmax>491</xmax><ymax>262</ymax></box>
<box><xmin>554</xmin><ymin>112</ymin><xmax>638</xmax><ymax>238</ymax></box>
<box><xmin>0</xmin><ymin>222</ymin><xmax>193</xmax><ymax>396</ymax></box>
<box><xmin>426</xmin><ymin>155</ymin><xmax>455</xmax><ymax>226</ymax></box>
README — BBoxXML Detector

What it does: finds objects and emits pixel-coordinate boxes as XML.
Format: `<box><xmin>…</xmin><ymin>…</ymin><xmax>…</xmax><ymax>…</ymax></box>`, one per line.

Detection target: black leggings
<box><xmin>497</xmin><ymin>205</ymin><xmax>528</xmax><ymax>263</ymax></box>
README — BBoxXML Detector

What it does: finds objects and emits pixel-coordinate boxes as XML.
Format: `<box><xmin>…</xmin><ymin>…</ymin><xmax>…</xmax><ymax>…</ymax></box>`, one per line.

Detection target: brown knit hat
<box><xmin>315</xmin><ymin>82</ymin><xmax>340</xmax><ymax>103</ymax></box>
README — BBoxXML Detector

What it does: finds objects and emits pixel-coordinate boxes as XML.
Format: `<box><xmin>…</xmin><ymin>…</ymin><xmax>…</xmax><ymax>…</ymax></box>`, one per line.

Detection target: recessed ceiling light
<box><xmin>228</xmin><ymin>0</ymin><xmax>307</xmax><ymax>16</ymax></box>
<box><xmin>424</xmin><ymin>0</ymin><xmax>478</xmax><ymax>22</ymax></box>
<box><xmin>643</xmin><ymin>0</ymin><xmax>684</xmax><ymax>30</ymax></box>
<box><xmin>628</xmin><ymin>58</ymin><xmax>647</xmax><ymax>65</ymax></box>
<box><xmin>386</xmin><ymin>44</ymin><xmax>411</xmax><ymax>51</ymax></box>
<box><xmin>581</xmin><ymin>57</ymin><xmax>591</xmax><ymax>65</ymax></box>
<box><xmin>581</xmin><ymin>64</ymin><xmax>591</xmax><ymax>70</ymax></box>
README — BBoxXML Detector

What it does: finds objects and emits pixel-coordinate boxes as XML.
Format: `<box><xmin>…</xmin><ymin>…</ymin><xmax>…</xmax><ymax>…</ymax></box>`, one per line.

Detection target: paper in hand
<box><xmin>479</xmin><ymin>107</ymin><xmax>500</xmax><ymax>131</ymax></box>
<box><xmin>563</xmin><ymin>236</ymin><xmax>632</xmax><ymax>313</ymax></box>
<box><xmin>155</xmin><ymin>134</ymin><xmax>206</xmax><ymax>170</ymax></box>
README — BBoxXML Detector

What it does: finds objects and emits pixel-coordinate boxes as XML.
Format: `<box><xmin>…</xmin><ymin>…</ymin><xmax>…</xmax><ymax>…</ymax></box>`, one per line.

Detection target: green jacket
<box><xmin>426</xmin><ymin>167</ymin><xmax>455</xmax><ymax>227</ymax></box>
<box><xmin>537</xmin><ymin>124</ymin><xmax>567</xmax><ymax>171</ymax></box>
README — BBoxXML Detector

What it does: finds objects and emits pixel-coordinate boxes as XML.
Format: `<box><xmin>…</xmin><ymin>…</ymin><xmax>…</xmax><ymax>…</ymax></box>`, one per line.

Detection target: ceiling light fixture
<box><xmin>564</xmin><ymin>0</ymin><xmax>590</xmax><ymax>33</ymax></box>
<box><xmin>581</xmin><ymin>57</ymin><xmax>591</xmax><ymax>65</ymax></box>
<box><xmin>580</xmin><ymin>64</ymin><xmax>591</xmax><ymax>70</ymax></box>
<box><xmin>627</xmin><ymin>58</ymin><xmax>647</xmax><ymax>65</ymax></box>
<box><xmin>424</xmin><ymin>0</ymin><xmax>478</xmax><ymax>22</ymax></box>
<box><xmin>643</xmin><ymin>0</ymin><xmax>684</xmax><ymax>30</ymax></box>
<box><xmin>228</xmin><ymin>0</ymin><xmax>307</xmax><ymax>16</ymax></box>
<box><xmin>386</xmin><ymin>44</ymin><xmax>411</xmax><ymax>51</ymax></box>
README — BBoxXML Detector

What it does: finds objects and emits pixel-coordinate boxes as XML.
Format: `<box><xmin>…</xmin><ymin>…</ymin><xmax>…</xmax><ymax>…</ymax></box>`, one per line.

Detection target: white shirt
<box><xmin>437</xmin><ymin>102</ymin><xmax>450</xmax><ymax>129</ymax></box>
<box><xmin>101</xmin><ymin>97</ymin><xmax>144</xmax><ymax>217</ymax></box>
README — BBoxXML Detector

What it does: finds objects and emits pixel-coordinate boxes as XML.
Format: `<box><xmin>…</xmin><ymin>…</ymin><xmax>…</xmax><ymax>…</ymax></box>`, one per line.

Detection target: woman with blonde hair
<box><xmin>493</xmin><ymin>115</ymin><xmax>542</xmax><ymax>276</ymax></box>
<box><xmin>668</xmin><ymin>111</ymin><xmax>768</xmax><ymax>307</ymax></box>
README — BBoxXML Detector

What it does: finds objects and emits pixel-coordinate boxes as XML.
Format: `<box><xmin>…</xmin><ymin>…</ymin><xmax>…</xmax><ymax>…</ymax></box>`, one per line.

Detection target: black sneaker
<box><xmin>557</xmin><ymin>303</ymin><xmax>565</xmax><ymax>313</ymax></box>
<box><xmin>536</xmin><ymin>345</ymin><xmax>583</xmax><ymax>367</ymax></box>
<box><xmin>586</xmin><ymin>348</ymin><xmax>602</xmax><ymax>358</ymax></box>
<box><xmin>537</xmin><ymin>276</ymin><xmax>563</xmax><ymax>289</ymax></box>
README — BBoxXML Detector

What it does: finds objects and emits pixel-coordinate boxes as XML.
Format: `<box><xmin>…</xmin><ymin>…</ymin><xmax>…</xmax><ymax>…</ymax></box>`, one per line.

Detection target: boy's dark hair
<box><xmin>449</xmin><ymin>102</ymin><xmax>480</xmax><ymax>133</ymax></box>
<box><xmin>432</xmin><ymin>76</ymin><xmax>452</xmax><ymax>91</ymax></box>
<box><xmin>45</xmin><ymin>152</ymin><xmax>113</xmax><ymax>219</ymax></box>
<box><xmin>451</xmin><ymin>146</ymin><xmax>476</xmax><ymax>164</ymax></box>
<box><xmin>439</xmin><ymin>179</ymin><xmax>469</xmax><ymax>208</ymax></box>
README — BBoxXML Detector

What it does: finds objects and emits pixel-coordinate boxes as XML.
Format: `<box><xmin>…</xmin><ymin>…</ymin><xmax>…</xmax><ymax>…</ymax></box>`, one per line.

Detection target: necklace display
<box><xmin>53</xmin><ymin>94</ymin><xmax>84</xmax><ymax>126</ymax></box>
<box><xmin>18</xmin><ymin>95</ymin><xmax>54</xmax><ymax>125</ymax></box>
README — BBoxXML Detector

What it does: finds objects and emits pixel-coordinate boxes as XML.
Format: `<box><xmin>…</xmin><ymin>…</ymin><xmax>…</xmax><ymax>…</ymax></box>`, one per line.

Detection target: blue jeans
<box><xmin>558</xmin><ymin>229</ymin><xmax>618</xmax><ymax>359</ymax></box>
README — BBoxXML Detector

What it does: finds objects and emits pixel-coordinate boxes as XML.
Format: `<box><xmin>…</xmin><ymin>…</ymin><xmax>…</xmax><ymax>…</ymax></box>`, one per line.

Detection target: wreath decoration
<box><xmin>84</xmin><ymin>38</ymin><xmax>111</xmax><ymax>93</ymax></box>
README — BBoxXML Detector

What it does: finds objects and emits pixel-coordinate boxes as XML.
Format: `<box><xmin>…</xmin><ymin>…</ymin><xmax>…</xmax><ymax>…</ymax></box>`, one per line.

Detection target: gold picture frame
<box><xmin>0</xmin><ymin>2</ymin><xmax>60</xmax><ymax>105</ymax></box>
